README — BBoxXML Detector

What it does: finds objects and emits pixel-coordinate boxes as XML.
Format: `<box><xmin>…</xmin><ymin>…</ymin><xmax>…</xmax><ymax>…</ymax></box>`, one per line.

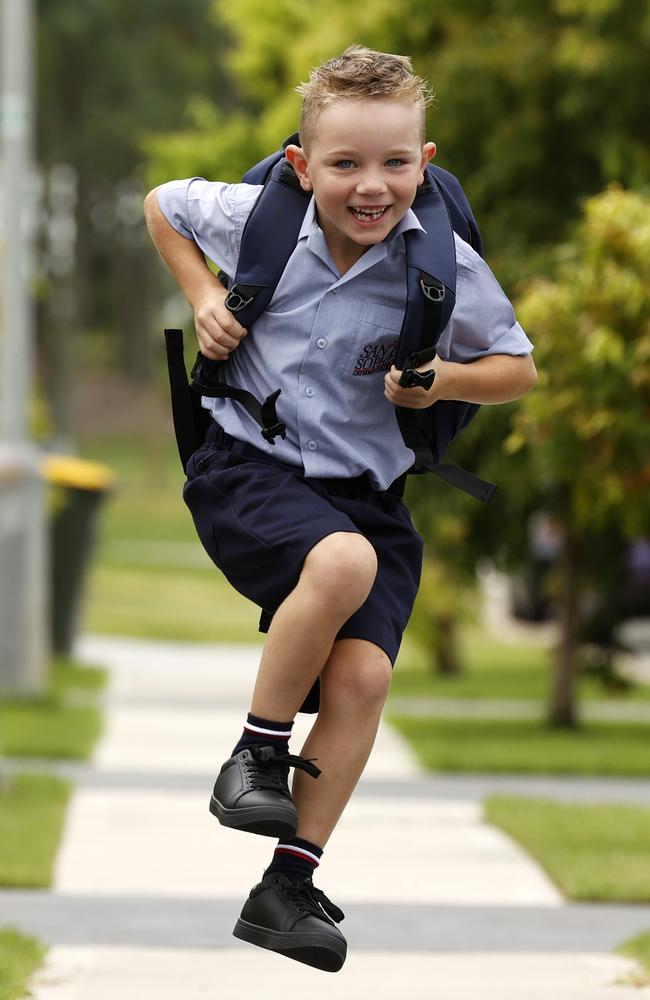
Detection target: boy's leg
<box><xmin>250</xmin><ymin>534</ymin><xmax>378</xmax><ymax>720</ymax></box>
<box><xmin>211</xmin><ymin>530</ymin><xmax>378</xmax><ymax>836</ymax></box>
<box><xmin>233</xmin><ymin>637</ymin><xmax>391</xmax><ymax>973</ymax></box>
<box><xmin>290</xmin><ymin>637</ymin><xmax>392</xmax><ymax>845</ymax></box>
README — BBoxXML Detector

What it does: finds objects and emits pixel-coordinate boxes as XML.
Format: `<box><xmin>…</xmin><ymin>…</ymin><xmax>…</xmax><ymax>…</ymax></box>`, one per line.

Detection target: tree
<box><xmin>140</xmin><ymin>0</ymin><xmax>650</xmax><ymax>703</ymax></box>
<box><xmin>508</xmin><ymin>186</ymin><xmax>650</xmax><ymax>726</ymax></box>
<box><xmin>35</xmin><ymin>0</ymin><xmax>231</xmax><ymax>434</ymax></box>
<box><xmin>203</xmin><ymin>0</ymin><xmax>650</xmax><ymax>287</ymax></box>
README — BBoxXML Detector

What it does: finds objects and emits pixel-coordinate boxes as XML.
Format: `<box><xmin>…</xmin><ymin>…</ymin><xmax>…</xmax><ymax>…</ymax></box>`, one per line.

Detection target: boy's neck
<box><xmin>330</xmin><ymin>244</ymin><xmax>369</xmax><ymax>276</ymax></box>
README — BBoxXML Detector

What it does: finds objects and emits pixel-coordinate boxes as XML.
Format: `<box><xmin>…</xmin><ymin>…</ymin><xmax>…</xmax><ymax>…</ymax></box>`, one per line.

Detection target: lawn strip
<box><xmin>0</xmin><ymin>928</ymin><xmax>46</xmax><ymax>1000</ymax></box>
<box><xmin>0</xmin><ymin>774</ymin><xmax>71</xmax><ymax>888</ymax></box>
<box><xmin>617</xmin><ymin>931</ymin><xmax>650</xmax><ymax>986</ymax></box>
<box><xmin>485</xmin><ymin>795</ymin><xmax>650</xmax><ymax>901</ymax></box>
<box><xmin>0</xmin><ymin>702</ymin><xmax>102</xmax><ymax>759</ymax></box>
<box><xmin>388</xmin><ymin>715</ymin><xmax>650</xmax><ymax>776</ymax></box>
<box><xmin>392</xmin><ymin>630</ymin><xmax>650</xmax><ymax>703</ymax></box>
<box><xmin>86</xmin><ymin>562</ymin><xmax>259</xmax><ymax>642</ymax></box>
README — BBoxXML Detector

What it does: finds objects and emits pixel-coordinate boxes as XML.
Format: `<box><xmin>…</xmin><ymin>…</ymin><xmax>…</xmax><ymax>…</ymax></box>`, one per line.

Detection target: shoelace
<box><xmin>244</xmin><ymin>744</ymin><xmax>321</xmax><ymax>792</ymax></box>
<box><xmin>283</xmin><ymin>879</ymin><xmax>345</xmax><ymax>925</ymax></box>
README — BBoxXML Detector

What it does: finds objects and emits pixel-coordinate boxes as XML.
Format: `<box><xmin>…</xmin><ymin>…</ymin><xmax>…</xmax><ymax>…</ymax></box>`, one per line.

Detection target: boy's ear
<box><xmin>418</xmin><ymin>141</ymin><xmax>437</xmax><ymax>184</ymax></box>
<box><xmin>285</xmin><ymin>144</ymin><xmax>312</xmax><ymax>191</ymax></box>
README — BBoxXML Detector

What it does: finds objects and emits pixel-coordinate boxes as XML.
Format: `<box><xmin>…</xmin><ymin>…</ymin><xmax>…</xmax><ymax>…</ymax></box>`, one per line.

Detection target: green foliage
<box><xmin>0</xmin><ymin>929</ymin><xmax>46</xmax><ymax>1000</ymax></box>
<box><xmin>181</xmin><ymin>0</ymin><xmax>650</xmax><ymax>286</ymax></box>
<box><xmin>485</xmin><ymin>795</ymin><xmax>650</xmax><ymax>901</ymax></box>
<box><xmin>510</xmin><ymin>186</ymin><xmax>650</xmax><ymax>536</ymax></box>
<box><xmin>38</xmin><ymin>0</ymin><xmax>229</xmax><ymax>182</ymax></box>
<box><xmin>141</xmin><ymin>100</ymin><xmax>261</xmax><ymax>188</ymax></box>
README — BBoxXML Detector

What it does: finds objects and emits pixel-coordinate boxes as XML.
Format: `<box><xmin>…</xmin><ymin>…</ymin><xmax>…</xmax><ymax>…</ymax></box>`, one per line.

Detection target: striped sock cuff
<box><xmin>274</xmin><ymin>837</ymin><xmax>323</xmax><ymax>869</ymax></box>
<box><xmin>243</xmin><ymin>713</ymin><xmax>293</xmax><ymax>740</ymax></box>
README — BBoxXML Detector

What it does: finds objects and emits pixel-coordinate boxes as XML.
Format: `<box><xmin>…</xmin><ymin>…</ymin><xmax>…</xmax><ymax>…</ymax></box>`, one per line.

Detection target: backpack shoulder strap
<box><xmin>228</xmin><ymin>140</ymin><xmax>310</xmax><ymax>329</ymax></box>
<box><xmin>396</xmin><ymin>167</ymin><xmax>496</xmax><ymax>502</ymax></box>
<box><xmin>430</xmin><ymin>164</ymin><xmax>483</xmax><ymax>256</ymax></box>
<box><xmin>395</xmin><ymin>168</ymin><xmax>457</xmax><ymax>372</ymax></box>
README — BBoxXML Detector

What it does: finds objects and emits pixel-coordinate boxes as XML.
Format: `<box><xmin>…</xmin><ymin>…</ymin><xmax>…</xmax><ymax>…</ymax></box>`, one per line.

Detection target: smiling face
<box><xmin>285</xmin><ymin>98</ymin><xmax>436</xmax><ymax>269</ymax></box>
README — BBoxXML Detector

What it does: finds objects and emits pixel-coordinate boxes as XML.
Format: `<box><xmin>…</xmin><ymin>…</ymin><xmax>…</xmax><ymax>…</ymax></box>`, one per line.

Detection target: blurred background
<box><xmin>1</xmin><ymin>0</ymin><xmax>650</xmax><ymax>737</ymax></box>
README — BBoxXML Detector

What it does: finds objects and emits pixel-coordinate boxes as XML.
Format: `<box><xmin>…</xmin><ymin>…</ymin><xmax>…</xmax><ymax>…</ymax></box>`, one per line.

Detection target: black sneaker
<box><xmin>209</xmin><ymin>745</ymin><xmax>321</xmax><ymax>839</ymax></box>
<box><xmin>233</xmin><ymin>872</ymin><xmax>347</xmax><ymax>972</ymax></box>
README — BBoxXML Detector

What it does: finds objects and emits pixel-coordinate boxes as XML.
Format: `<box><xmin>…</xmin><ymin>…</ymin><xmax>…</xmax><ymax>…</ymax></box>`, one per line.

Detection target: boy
<box><xmin>144</xmin><ymin>46</ymin><xmax>536</xmax><ymax>973</ymax></box>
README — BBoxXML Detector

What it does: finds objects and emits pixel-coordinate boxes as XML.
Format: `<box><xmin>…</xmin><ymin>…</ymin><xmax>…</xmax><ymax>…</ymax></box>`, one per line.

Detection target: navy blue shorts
<box><xmin>183</xmin><ymin>421</ymin><xmax>424</xmax><ymax>711</ymax></box>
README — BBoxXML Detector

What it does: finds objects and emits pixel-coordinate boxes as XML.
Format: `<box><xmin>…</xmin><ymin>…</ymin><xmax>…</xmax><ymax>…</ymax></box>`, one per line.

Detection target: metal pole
<box><xmin>0</xmin><ymin>0</ymin><xmax>47</xmax><ymax>694</ymax></box>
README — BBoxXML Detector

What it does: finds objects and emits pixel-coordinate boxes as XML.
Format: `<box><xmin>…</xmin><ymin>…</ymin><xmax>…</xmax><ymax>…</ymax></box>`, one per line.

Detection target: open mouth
<box><xmin>348</xmin><ymin>206</ymin><xmax>390</xmax><ymax>222</ymax></box>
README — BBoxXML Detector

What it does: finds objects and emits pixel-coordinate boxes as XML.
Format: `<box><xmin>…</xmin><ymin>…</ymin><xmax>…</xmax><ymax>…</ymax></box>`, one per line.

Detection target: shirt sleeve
<box><xmin>436</xmin><ymin>234</ymin><xmax>534</xmax><ymax>362</ymax></box>
<box><xmin>155</xmin><ymin>178</ymin><xmax>263</xmax><ymax>277</ymax></box>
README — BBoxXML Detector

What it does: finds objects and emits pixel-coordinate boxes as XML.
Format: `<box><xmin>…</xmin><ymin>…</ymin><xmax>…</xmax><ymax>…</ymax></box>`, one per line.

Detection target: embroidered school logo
<box><xmin>352</xmin><ymin>340</ymin><xmax>398</xmax><ymax>376</ymax></box>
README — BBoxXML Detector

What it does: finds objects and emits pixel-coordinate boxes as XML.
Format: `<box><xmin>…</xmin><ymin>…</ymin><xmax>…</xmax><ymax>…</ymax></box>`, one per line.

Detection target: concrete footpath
<box><xmin>4</xmin><ymin>634</ymin><xmax>650</xmax><ymax>998</ymax></box>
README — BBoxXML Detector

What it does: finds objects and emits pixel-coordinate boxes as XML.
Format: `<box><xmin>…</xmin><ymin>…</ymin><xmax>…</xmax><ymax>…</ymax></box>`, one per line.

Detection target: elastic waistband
<box><xmin>203</xmin><ymin>420</ymin><xmax>405</xmax><ymax>499</ymax></box>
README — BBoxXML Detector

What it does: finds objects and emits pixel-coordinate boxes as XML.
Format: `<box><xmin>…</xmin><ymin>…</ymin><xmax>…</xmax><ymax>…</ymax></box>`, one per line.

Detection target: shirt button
<box><xmin>307</xmin><ymin>440</ymin><xmax>318</xmax><ymax>451</ymax></box>
<box><xmin>316</xmin><ymin>338</ymin><xmax>327</xmax><ymax>349</ymax></box>
<box><xmin>305</xmin><ymin>386</ymin><xmax>314</xmax><ymax>397</ymax></box>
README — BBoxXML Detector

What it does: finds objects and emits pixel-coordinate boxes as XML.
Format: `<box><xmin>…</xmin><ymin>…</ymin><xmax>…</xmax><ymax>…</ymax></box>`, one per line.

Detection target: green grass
<box><xmin>86</xmin><ymin>562</ymin><xmax>260</xmax><ymax>642</ymax></box>
<box><xmin>485</xmin><ymin>795</ymin><xmax>650</xmax><ymax>901</ymax></box>
<box><xmin>391</xmin><ymin>628</ymin><xmax>650</xmax><ymax>703</ymax></box>
<box><xmin>0</xmin><ymin>774</ymin><xmax>71</xmax><ymax>887</ymax></box>
<box><xmin>617</xmin><ymin>932</ymin><xmax>650</xmax><ymax>985</ymax></box>
<box><xmin>0</xmin><ymin>657</ymin><xmax>105</xmax><ymax>760</ymax></box>
<box><xmin>392</xmin><ymin>632</ymin><xmax>552</xmax><ymax>699</ymax></box>
<box><xmin>78</xmin><ymin>432</ymin><xmax>260</xmax><ymax>643</ymax></box>
<box><xmin>0</xmin><ymin>929</ymin><xmax>46</xmax><ymax>1000</ymax></box>
<box><xmin>389</xmin><ymin>716</ymin><xmax>650</xmax><ymax>775</ymax></box>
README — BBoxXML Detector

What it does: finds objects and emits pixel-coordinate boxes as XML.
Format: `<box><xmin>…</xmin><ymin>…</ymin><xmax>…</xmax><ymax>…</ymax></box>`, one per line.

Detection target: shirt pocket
<box><xmin>340</xmin><ymin>302</ymin><xmax>404</xmax><ymax>380</ymax></box>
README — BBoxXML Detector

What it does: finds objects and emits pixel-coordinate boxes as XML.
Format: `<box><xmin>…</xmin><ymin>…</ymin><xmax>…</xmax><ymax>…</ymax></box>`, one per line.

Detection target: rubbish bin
<box><xmin>43</xmin><ymin>455</ymin><xmax>115</xmax><ymax>655</ymax></box>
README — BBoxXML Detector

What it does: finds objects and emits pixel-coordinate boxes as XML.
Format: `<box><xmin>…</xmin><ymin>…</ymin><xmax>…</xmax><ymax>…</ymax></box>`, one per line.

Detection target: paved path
<box><xmin>4</xmin><ymin>634</ymin><xmax>649</xmax><ymax>998</ymax></box>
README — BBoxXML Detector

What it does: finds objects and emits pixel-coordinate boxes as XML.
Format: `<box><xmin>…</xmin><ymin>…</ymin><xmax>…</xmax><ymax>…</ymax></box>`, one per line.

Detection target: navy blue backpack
<box><xmin>165</xmin><ymin>134</ymin><xmax>496</xmax><ymax>502</ymax></box>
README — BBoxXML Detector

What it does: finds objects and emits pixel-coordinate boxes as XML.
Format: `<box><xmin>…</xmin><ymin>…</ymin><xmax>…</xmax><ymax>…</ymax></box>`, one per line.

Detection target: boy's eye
<box><xmin>386</xmin><ymin>158</ymin><xmax>404</xmax><ymax>167</ymax></box>
<box><xmin>335</xmin><ymin>159</ymin><xmax>355</xmax><ymax>169</ymax></box>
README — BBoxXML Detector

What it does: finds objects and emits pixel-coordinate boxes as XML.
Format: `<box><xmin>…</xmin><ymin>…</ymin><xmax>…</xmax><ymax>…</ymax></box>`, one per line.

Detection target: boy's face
<box><xmin>285</xmin><ymin>98</ymin><xmax>435</xmax><ymax>265</ymax></box>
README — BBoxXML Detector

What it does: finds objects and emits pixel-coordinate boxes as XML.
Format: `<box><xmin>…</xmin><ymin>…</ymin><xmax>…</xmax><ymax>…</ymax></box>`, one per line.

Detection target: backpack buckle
<box><xmin>400</xmin><ymin>368</ymin><xmax>436</xmax><ymax>391</ymax></box>
<box><xmin>226</xmin><ymin>285</ymin><xmax>255</xmax><ymax>312</ymax></box>
<box><xmin>420</xmin><ymin>275</ymin><xmax>445</xmax><ymax>302</ymax></box>
<box><xmin>261</xmin><ymin>420</ymin><xmax>287</xmax><ymax>444</ymax></box>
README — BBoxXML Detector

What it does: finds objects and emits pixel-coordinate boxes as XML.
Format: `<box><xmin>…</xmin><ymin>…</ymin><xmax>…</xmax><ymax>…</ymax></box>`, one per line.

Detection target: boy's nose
<box><xmin>355</xmin><ymin>171</ymin><xmax>388</xmax><ymax>196</ymax></box>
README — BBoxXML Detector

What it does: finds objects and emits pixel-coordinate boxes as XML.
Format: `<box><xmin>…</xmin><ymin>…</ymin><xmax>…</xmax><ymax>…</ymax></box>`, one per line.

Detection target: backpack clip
<box><xmin>261</xmin><ymin>420</ymin><xmax>287</xmax><ymax>444</ymax></box>
<box><xmin>260</xmin><ymin>387</ymin><xmax>287</xmax><ymax>444</ymax></box>
<box><xmin>400</xmin><ymin>367</ymin><xmax>436</xmax><ymax>391</ymax></box>
<box><xmin>226</xmin><ymin>284</ymin><xmax>256</xmax><ymax>312</ymax></box>
<box><xmin>420</xmin><ymin>275</ymin><xmax>445</xmax><ymax>302</ymax></box>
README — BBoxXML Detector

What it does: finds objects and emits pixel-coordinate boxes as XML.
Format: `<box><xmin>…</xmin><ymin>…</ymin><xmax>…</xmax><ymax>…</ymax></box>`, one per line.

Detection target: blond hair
<box><xmin>296</xmin><ymin>46</ymin><xmax>433</xmax><ymax>149</ymax></box>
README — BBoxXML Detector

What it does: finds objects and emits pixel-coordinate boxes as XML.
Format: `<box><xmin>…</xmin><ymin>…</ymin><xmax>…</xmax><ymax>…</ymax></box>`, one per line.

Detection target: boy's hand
<box><xmin>384</xmin><ymin>360</ymin><xmax>443</xmax><ymax>409</ymax></box>
<box><xmin>193</xmin><ymin>284</ymin><xmax>248</xmax><ymax>361</ymax></box>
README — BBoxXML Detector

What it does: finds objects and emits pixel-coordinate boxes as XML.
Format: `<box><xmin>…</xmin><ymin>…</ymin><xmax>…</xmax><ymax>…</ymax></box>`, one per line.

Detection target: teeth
<box><xmin>351</xmin><ymin>206</ymin><xmax>386</xmax><ymax>220</ymax></box>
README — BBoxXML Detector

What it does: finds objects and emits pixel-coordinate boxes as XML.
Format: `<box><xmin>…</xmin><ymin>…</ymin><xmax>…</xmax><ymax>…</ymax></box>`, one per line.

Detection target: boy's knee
<box><xmin>303</xmin><ymin>532</ymin><xmax>378</xmax><ymax>612</ymax></box>
<box><xmin>323</xmin><ymin>648</ymin><xmax>392</xmax><ymax>712</ymax></box>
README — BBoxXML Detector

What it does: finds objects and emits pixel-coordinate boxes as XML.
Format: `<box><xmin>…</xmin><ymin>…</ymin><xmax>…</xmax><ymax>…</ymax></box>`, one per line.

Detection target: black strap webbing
<box><xmin>431</xmin><ymin>464</ymin><xmax>497</xmax><ymax>503</ymax></box>
<box><xmin>164</xmin><ymin>328</ymin><xmax>209</xmax><ymax>469</ymax></box>
<box><xmin>190</xmin><ymin>352</ymin><xmax>286</xmax><ymax>444</ymax></box>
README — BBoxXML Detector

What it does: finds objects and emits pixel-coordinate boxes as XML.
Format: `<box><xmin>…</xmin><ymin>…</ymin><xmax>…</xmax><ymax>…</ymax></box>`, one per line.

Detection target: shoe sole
<box><xmin>233</xmin><ymin>917</ymin><xmax>346</xmax><ymax>973</ymax></box>
<box><xmin>209</xmin><ymin>795</ymin><xmax>297</xmax><ymax>839</ymax></box>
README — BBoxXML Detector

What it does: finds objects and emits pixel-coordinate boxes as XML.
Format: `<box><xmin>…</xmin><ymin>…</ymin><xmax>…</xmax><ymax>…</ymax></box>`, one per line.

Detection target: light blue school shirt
<box><xmin>157</xmin><ymin>178</ymin><xmax>533</xmax><ymax>491</ymax></box>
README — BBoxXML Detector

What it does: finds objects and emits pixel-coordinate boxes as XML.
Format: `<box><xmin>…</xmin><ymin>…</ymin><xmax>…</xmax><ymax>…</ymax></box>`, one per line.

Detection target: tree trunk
<box><xmin>547</xmin><ymin>525</ymin><xmax>581</xmax><ymax>728</ymax></box>
<box><xmin>431</xmin><ymin>613</ymin><xmax>462</xmax><ymax>676</ymax></box>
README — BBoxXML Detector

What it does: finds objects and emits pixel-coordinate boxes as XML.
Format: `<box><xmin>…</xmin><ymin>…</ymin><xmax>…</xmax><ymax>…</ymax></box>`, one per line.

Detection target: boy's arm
<box><xmin>143</xmin><ymin>187</ymin><xmax>246</xmax><ymax>361</ymax></box>
<box><xmin>384</xmin><ymin>353</ymin><xmax>537</xmax><ymax>409</ymax></box>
